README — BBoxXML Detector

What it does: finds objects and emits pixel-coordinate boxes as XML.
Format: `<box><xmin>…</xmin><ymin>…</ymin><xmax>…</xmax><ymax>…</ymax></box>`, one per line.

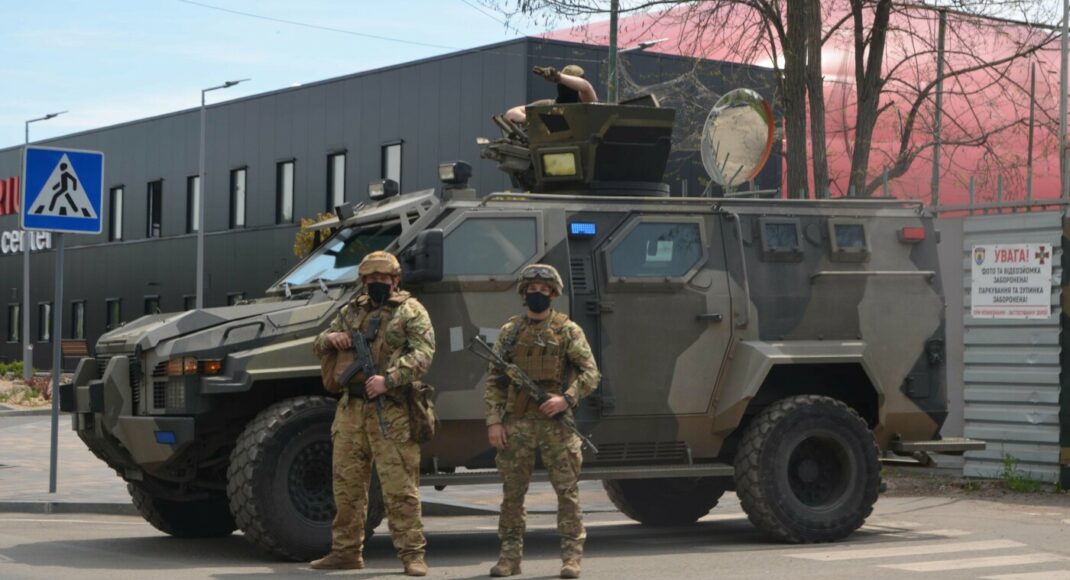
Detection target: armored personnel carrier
<box><xmin>62</xmin><ymin>97</ymin><xmax>981</xmax><ymax>560</ymax></box>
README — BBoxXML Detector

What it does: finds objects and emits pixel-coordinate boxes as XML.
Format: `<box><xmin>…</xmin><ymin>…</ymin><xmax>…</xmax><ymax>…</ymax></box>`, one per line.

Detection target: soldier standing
<box><xmin>484</xmin><ymin>264</ymin><xmax>601</xmax><ymax>579</ymax></box>
<box><xmin>310</xmin><ymin>251</ymin><xmax>434</xmax><ymax>576</ymax></box>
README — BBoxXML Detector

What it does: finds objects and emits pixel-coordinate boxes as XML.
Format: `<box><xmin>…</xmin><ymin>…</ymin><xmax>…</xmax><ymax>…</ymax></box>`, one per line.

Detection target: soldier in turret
<box><xmin>484</xmin><ymin>264</ymin><xmax>601</xmax><ymax>578</ymax></box>
<box><xmin>504</xmin><ymin>64</ymin><xmax>599</xmax><ymax>124</ymax></box>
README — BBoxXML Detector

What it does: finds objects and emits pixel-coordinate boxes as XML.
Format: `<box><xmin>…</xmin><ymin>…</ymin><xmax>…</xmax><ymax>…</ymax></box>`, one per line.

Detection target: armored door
<box><xmin>594</xmin><ymin>214</ymin><xmax>733</xmax><ymax>417</ymax></box>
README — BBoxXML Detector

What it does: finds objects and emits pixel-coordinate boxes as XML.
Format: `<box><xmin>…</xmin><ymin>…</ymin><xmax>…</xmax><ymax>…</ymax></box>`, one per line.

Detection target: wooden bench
<box><xmin>61</xmin><ymin>339</ymin><xmax>90</xmax><ymax>371</ymax></box>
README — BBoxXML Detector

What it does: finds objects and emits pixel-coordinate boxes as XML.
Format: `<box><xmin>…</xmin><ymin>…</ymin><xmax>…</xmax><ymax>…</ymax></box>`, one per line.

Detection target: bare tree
<box><xmin>491</xmin><ymin>0</ymin><xmax>1057</xmax><ymax>200</ymax></box>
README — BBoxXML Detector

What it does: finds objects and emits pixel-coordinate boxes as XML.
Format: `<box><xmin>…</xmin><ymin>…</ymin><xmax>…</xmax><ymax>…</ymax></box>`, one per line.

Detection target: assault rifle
<box><xmin>468</xmin><ymin>336</ymin><xmax>598</xmax><ymax>453</ymax></box>
<box><xmin>337</xmin><ymin>318</ymin><xmax>390</xmax><ymax>437</ymax></box>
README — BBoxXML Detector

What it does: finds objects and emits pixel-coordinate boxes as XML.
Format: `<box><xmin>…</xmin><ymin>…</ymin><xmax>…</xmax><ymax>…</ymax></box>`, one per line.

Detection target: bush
<box><xmin>0</xmin><ymin>361</ymin><xmax>24</xmax><ymax>377</ymax></box>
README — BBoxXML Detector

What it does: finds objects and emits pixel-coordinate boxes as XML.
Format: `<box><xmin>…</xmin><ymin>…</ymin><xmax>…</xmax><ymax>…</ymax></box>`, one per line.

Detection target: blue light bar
<box><xmin>154</xmin><ymin>431</ymin><xmax>177</xmax><ymax>445</ymax></box>
<box><xmin>569</xmin><ymin>222</ymin><xmax>596</xmax><ymax>237</ymax></box>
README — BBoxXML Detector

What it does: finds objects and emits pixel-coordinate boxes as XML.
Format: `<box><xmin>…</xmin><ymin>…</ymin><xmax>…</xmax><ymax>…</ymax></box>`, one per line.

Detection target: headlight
<box><xmin>165</xmin><ymin>356</ymin><xmax>223</xmax><ymax>376</ymax></box>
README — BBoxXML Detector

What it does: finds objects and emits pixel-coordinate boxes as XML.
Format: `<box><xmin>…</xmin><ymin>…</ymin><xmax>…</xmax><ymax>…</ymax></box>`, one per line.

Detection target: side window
<box><xmin>759</xmin><ymin>217</ymin><xmax>803</xmax><ymax>262</ymax></box>
<box><xmin>443</xmin><ymin>217</ymin><xmax>538</xmax><ymax>276</ymax></box>
<box><xmin>828</xmin><ymin>220</ymin><xmax>869</xmax><ymax>262</ymax></box>
<box><xmin>609</xmin><ymin>221</ymin><xmax>704</xmax><ymax>278</ymax></box>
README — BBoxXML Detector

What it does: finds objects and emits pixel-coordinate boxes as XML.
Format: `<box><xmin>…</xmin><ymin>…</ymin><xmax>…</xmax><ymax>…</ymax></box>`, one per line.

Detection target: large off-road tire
<box><xmin>734</xmin><ymin>395</ymin><xmax>880</xmax><ymax>543</ymax></box>
<box><xmin>227</xmin><ymin>395</ymin><xmax>385</xmax><ymax>561</ymax></box>
<box><xmin>603</xmin><ymin>477</ymin><xmax>728</xmax><ymax>526</ymax></box>
<box><xmin>128</xmin><ymin>482</ymin><xmax>236</xmax><ymax>538</ymax></box>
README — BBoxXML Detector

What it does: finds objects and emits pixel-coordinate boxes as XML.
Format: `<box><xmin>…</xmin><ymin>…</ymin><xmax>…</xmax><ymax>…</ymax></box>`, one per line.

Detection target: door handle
<box><xmin>696</xmin><ymin>313</ymin><xmax>723</xmax><ymax>322</ymax></box>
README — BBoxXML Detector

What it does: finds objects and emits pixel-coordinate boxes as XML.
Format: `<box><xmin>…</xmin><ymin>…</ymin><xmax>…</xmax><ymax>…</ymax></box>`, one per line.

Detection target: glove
<box><xmin>532</xmin><ymin>65</ymin><xmax>560</xmax><ymax>83</ymax></box>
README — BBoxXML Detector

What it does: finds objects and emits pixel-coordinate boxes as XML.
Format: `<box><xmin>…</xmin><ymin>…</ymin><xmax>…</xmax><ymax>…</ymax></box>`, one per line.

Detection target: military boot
<box><xmin>489</xmin><ymin>557</ymin><xmax>522</xmax><ymax>577</ymax></box>
<box><xmin>559</xmin><ymin>558</ymin><xmax>581</xmax><ymax>578</ymax></box>
<box><xmin>309</xmin><ymin>551</ymin><xmax>364</xmax><ymax>570</ymax></box>
<box><xmin>404</xmin><ymin>557</ymin><xmax>429</xmax><ymax>577</ymax></box>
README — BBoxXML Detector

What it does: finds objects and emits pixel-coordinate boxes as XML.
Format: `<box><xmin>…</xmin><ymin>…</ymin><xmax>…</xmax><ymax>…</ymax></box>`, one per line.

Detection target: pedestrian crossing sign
<box><xmin>21</xmin><ymin>146</ymin><xmax>104</xmax><ymax>234</ymax></box>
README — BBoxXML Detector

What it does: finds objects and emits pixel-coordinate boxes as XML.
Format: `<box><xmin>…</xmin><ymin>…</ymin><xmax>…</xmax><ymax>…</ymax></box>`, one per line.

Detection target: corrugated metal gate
<box><xmin>960</xmin><ymin>211</ymin><xmax>1066</xmax><ymax>483</ymax></box>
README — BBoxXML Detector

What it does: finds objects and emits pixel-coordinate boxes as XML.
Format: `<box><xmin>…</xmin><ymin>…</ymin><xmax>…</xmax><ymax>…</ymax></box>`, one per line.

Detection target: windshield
<box><xmin>278</xmin><ymin>222</ymin><xmax>402</xmax><ymax>287</ymax></box>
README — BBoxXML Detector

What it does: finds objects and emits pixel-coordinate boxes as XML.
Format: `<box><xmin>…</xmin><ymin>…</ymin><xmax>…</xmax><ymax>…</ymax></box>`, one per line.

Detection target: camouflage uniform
<box><xmin>313</xmin><ymin>287</ymin><xmax>435</xmax><ymax>568</ymax></box>
<box><xmin>485</xmin><ymin>305</ymin><xmax>600</xmax><ymax>569</ymax></box>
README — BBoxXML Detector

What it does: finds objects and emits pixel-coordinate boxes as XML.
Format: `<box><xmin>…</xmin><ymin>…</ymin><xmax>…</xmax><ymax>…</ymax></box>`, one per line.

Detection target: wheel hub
<box><xmin>788</xmin><ymin>435</ymin><xmax>849</xmax><ymax>507</ymax></box>
<box><xmin>287</xmin><ymin>440</ymin><xmax>335</xmax><ymax>523</ymax></box>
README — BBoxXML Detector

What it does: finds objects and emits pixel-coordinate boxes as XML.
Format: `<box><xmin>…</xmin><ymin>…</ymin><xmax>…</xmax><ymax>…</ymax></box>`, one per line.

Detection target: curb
<box><xmin>0</xmin><ymin>407</ymin><xmax>53</xmax><ymax>417</ymax></box>
<box><xmin>0</xmin><ymin>498</ymin><xmax>613</xmax><ymax>517</ymax></box>
<box><xmin>0</xmin><ymin>501</ymin><xmax>137</xmax><ymax>516</ymax></box>
<box><xmin>0</xmin><ymin>499</ymin><xmax>493</xmax><ymax>518</ymax></box>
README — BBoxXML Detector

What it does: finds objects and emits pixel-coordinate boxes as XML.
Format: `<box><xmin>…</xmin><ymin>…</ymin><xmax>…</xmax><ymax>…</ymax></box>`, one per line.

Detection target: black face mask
<box><xmin>525</xmin><ymin>292</ymin><xmax>552</xmax><ymax>314</ymax></box>
<box><xmin>368</xmin><ymin>282</ymin><xmax>392</xmax><ymax>305</ymax></box>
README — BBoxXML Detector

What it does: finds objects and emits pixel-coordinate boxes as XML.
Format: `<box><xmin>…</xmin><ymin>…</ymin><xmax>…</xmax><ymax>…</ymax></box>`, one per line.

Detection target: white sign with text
<box><xmin>971</xmin><ymin>243</ymin><xmax>1053</xmax><ymax>319</ymax></box>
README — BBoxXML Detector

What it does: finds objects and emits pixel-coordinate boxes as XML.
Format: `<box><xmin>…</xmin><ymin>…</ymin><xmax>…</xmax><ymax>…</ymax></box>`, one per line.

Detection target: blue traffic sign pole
<box><xmin>21</xmin><ymin>145</ymin><xmax>104</xmax><ymax>494</ymax></box>
<box><xmin>49</xmin><ymin>233</ymin><xmax>63</xmax><ymax>493</ymax></box>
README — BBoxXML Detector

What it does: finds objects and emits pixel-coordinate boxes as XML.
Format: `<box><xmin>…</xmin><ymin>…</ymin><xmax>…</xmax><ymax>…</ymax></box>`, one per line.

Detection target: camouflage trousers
<box><xmin>330</xmin><ymin>395</ymin><xmax>425</xmax><ymax>562</ymax></box>
<box><xmin>495</xmin><ymin>416</ymin><xmax>585</xmax><ymax>561</ymax></box>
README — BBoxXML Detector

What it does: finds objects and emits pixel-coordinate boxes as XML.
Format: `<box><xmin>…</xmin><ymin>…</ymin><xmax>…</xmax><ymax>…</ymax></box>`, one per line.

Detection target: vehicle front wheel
<box><xmin>227</xmin><ymin>395</ymin><xmax>385</xmax><ymax>561</ymax></box>
<box><xmin>734</xmin><ymin>395</ymin><xmax>880</xmax><ymax>543</ymax></box>
<box><xmin>128</xmin><ymin>482</ymin><xmax>236</xmax><ymax>538</ymax></box>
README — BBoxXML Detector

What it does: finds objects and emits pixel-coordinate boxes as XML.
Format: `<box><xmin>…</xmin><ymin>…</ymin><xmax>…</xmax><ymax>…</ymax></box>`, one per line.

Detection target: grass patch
<box><xmin>1000</xmin><ymin>454</ymin><xmax>1045</xmax><ymax>493</ymax></box>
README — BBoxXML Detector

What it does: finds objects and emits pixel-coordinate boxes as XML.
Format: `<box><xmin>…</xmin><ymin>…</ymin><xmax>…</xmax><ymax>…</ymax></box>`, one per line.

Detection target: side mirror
<box><xmin>401</xmin><ymin>229</ymin><xmax>444</xmax><ymax>285</ymax></box>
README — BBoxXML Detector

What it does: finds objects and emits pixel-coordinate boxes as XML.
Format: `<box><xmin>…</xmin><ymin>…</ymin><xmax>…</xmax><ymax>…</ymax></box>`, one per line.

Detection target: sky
<box><xmin>0</xmin><ymin>0</ymin><xmax>553</xmax><ymax>149</ymax></box>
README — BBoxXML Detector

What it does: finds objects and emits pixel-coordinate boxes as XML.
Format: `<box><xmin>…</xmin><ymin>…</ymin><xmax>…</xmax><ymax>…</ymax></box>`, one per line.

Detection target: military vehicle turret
<box><xmin>62</xmin><ymin>96</ymin><xmax>982</xmax><ymax>560</ymax></box>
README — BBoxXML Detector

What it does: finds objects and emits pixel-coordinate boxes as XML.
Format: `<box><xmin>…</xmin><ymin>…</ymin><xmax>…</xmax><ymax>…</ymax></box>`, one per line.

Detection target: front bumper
<box><xmin>62</xmin><ymin>355</ymin><xmax>194</xmax><ymax>470</ymax></box>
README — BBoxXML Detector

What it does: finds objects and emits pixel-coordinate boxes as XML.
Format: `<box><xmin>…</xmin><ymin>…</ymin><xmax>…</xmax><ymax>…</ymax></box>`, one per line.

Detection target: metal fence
<box><xmin>957</xmin><ymin>210</ymin><xmax>1064</xmax><ymax>482</ymax></box>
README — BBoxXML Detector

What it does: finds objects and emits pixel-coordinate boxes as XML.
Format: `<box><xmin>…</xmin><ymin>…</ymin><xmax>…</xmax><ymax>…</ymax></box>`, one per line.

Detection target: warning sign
<box><xmin>28</xmin><ymin>154</ymin><xmax>98</xmax><ymax>218</ymax></box>
<box><xmin>971</xmin><ymin>243</ymin><xmax>1053</xmax><ymax>319</ymax></box>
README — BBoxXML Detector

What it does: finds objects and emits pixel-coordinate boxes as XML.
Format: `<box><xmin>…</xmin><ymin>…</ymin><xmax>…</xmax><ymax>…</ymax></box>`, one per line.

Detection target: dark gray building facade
<box><xmin>0</xmin><ymin>37</ymin><xmax>778</xmax><ymax>368</ymax></box>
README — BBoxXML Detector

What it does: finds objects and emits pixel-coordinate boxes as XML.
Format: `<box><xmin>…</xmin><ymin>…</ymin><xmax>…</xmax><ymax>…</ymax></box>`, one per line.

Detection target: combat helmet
<box><xmin>517</xmin><ymin>263</ymin><xmax>563</xmax><ymax>297</ymax></box>
<box><xmin>358</xmin><ymin>250</ymin><xmax>401</xmax><ymax>278</ymax></box>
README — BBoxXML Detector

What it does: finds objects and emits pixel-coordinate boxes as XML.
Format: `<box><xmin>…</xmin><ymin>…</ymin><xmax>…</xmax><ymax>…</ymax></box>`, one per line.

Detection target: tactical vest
<box><xmin>504</xmin><ymin>311</ymin><xmax>571</xmax><ymax>416</ymax></box>
<box><xmin>346</xmin><ymin>291</ymin><xmax>410</xmax><ymax>376</ymax></box>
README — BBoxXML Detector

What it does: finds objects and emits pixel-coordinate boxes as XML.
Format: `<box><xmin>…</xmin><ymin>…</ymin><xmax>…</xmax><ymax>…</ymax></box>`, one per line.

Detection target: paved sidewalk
<box><xmin>0</xmin><ymin>413</ymin><xmax>619</xmax><ymax>516</ymax></box>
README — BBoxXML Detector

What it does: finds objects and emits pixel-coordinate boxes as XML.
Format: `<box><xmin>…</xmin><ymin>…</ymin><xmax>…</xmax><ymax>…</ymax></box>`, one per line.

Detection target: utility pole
<box><xmin>930</xmin><ymin>10</ymin><xmax>946</xmax><ymax>207</ymax></box>
<box><xmin>607</xmin><ymin>0</ymin><xmax>619</xmax><ymax>104</ymax></box>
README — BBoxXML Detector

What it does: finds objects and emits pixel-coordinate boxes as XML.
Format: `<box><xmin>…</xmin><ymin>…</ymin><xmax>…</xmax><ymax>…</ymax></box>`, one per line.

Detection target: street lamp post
<box><xmin>22</xmin><ymin>111</ymin><xmax>66</xmax><ymax>381</ymax></box>
<box><xmin>196</xmin><ymin>79</ymin><xmax>249</xmax><ymax>310</ymax></box>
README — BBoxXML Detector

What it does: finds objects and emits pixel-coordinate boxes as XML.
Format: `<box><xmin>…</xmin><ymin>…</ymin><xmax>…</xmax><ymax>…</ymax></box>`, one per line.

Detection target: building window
<box><xmin>227</xmin><ymin>292</ymin><xmax>245</xmax><ymax>306</ymax></box>
<box><xmin>382</xmin><ymin>142</ymin><xmax>402</xmax><ymax>189</ymax></box>
<box><xmin>71</xmin><ymin>301</ymin><xmax>86</xmax><ymax>340</ymax></box>
<box><xmin>38</xmin><ymin>302</ymin><xmax>52</xmax><ymax>342</ymax></box>
<box><xmin>109</xmin><ymin>187</ymin><xmax>124</xmax><ymax>241</ymax></box>
<box><xmin>231</xmin><ymin>168</ymin><xmax>247</xmax><ymax>228</ymax></box>
<box><xmin>277</xmin><ymin>160</ymin><xmax>294</xmax><ymax>224</ymax></box>
<box><xmin>6</xmin><ymin>304</ymin><xmax>19</xmax><ymax>342</ymax></box>
<box><xmin>183</xmin><ymin>295</ymin><xmax>196</xmax><ymax>311</ymax></box>
<box><xmin>106</xmin><ymin>299</ymin><xmax>122</xmax><ymax>331</ymax></box>
<box><xmin>187</xmin><ymin>175</ymin><xmax>200</xmax><ymax>233</ymax></box>
<box><xmin>144</xmin><ymin>296</ymin><xmax>160</xmax><ymax>315</ymax></box>
<box><xmin>327</xmin><ymin>152</ymin><xmax>345</xmax><ymax>210</ymax></box>
<box><xmin>147</xmin><ymin>180</ymin><xmax>163</xmax><ymax>238</ymax></box>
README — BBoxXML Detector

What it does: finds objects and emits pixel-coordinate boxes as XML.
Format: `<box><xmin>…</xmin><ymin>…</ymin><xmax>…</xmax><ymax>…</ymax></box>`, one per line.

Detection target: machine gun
<box><xmin>337</xmin><ymin>318</ymin><xmax>390</xmax><ymax>438</ymax></box>
<box><xmin>468</xmin><ymin>337</ymin><xmax>598</xmax><ymax>453</ymax></box>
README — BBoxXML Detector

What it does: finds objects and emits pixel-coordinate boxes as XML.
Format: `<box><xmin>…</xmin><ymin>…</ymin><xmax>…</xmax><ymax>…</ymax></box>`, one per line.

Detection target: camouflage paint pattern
<box><xmin>67</xmin><ymin>105</ymin><xmax>967</xmax><ymax>551</ymax></box>
<box><xmin>485</xmin><ymin>310</ymin><xmax>599</xmax><ymax>561</ymax></box>
<box><xmin>317</xmin><ymin>288</ymin><xmax>434</xmax><ymax>563</ymax></box>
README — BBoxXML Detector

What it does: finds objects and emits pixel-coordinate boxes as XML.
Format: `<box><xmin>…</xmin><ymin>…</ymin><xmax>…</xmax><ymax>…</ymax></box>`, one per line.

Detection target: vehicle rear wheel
<box><xmin>128</xmin><ymin>482</ymin><xmax>236</xmax><ymax>538</ymax></box>
<box><xmin>603</xmin><ymin>477</ymin><xmax>728</xmax><ymax>526</ymax></box>
<box><xmin>227</xmin><ymin>395</ymin><xmax>385</xmax><ymax>561</ymax></box>
<box><xmin>734</xmin><ymin>395</ymin><xmax>880</xmax><ymax>543</ymax></box>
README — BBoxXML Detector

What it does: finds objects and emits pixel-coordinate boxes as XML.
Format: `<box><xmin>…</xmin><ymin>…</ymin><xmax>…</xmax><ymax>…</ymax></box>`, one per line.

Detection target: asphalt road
<box><xmin>1</xmin><ymin>495</ymin><xmax>1068</xmax><ymax>579</ymax></box>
